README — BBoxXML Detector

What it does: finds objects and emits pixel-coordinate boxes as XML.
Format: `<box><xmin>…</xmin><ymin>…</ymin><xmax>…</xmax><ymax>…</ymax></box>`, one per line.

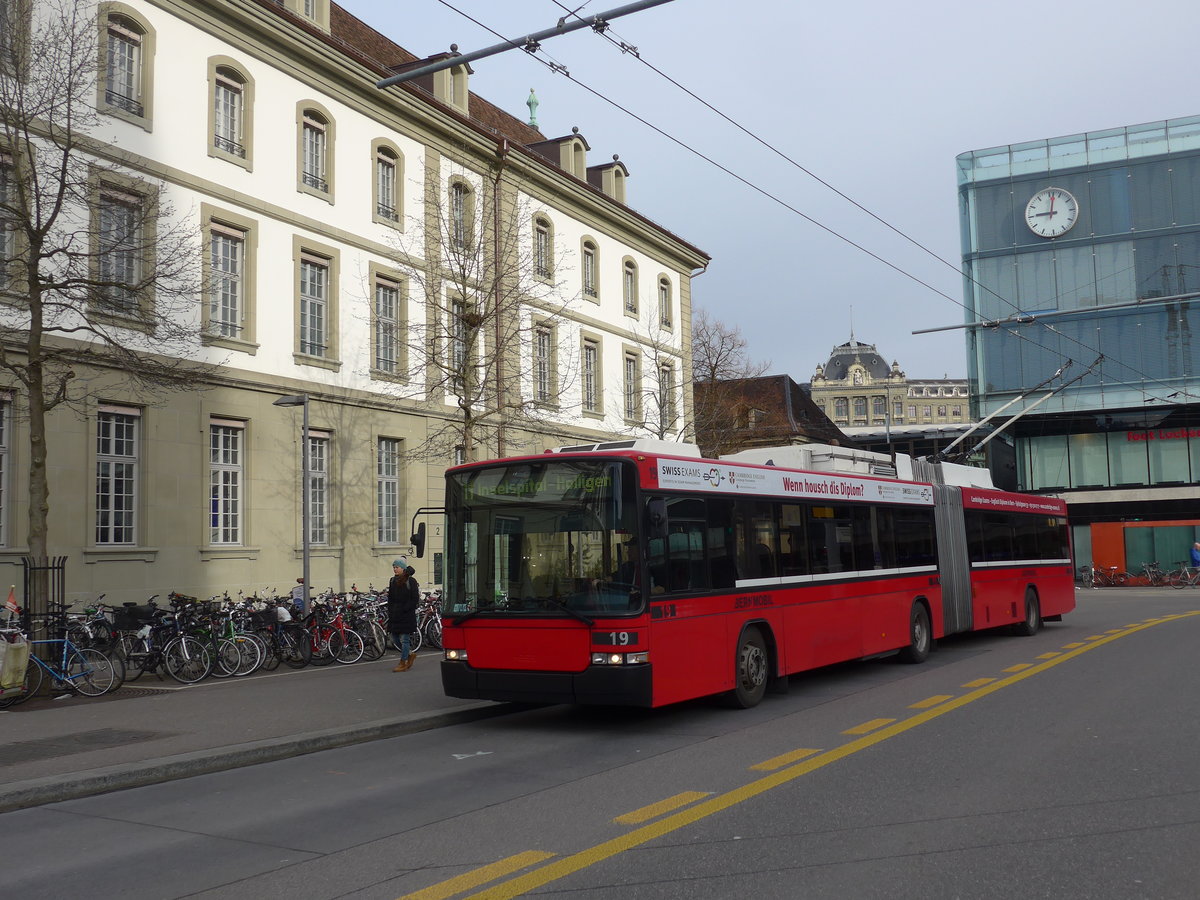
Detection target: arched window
<box><xmin>374</xmin><ymin>142</ymin><xmax>402</xmax><ymax>224</ymax></box>
<box><xmin>300</xmin><ymin>109</ymin><xmax>329</xmax><ymax>192</ymax></box>
<box><xmin>533</xmin><ymin>215</ymin><xmax>553</xmax><ymax>279</ymax></box>
<box><xmin>622</xmin><ymin>259</ymin><xmax>638</xmax><ymax>313</ymax></box>
<box><xmin>449</xmin><ymin>182</ymin><xmax>473</xmax><ymax>248</ymax></box>
<box><xmin>101</xmin><ymin>10</ymin><xmax>155</xmax><ymax>127</ymax></box>
<box><xmin>210</xmin><ymin>63</ymin><xmax>252</xmax><ymax>166</ymax></box>
<box><xmin>581</xmin><ymin>239</ymin><xmax>598</xmax><ymax>299</ymax></box>
<box><xmin>658</xmin><ymin>276</ymin><xmax>672</xmax><ymax>327</ymax></box>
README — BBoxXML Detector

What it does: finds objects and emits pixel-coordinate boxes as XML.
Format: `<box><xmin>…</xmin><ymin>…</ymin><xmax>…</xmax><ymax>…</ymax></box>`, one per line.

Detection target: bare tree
<box><xmin>382</xmin><ymin>151</ymin><xmax>579</xmax><ymax>463</ymax></box>
<box><xmin>0</xmin><ymin>0</ymin><xmax>208</xmax><ymax>558</ymax></box>
<box><xmin>689</xmin><ymin>308</ymin><xmax>770</xmax><ymax>458</ymax></box>
<box><xmin>624</xmin><ymin>315</ymin><xmax>688</xmax><ymax>441</ymax></box>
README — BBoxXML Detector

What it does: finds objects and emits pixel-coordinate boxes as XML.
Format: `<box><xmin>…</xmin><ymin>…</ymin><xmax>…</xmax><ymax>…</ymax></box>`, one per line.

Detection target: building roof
<box><xmin>706</xmin><ymin>375</ymin><xmax>849</xmax><ymax>446</ymax></box>
<box><xmin>820</xmin><ymin>339</ymin><xmax>892</xmax><ymax>381</ymax></box>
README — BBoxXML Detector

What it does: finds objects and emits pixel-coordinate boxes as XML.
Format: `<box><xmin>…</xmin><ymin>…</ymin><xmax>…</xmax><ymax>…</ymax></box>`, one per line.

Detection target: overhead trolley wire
<box><xmin>436</xmin><ymin>0</ymin><xmax>1196</xmax><ymax>400</ymax></box>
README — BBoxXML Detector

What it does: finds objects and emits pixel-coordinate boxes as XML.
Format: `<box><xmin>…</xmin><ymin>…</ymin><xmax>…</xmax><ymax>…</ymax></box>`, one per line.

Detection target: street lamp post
<box><xmin>273</xmin><ymin>394</ymin><xmax>310</xmax><ymax>610</ymax></box>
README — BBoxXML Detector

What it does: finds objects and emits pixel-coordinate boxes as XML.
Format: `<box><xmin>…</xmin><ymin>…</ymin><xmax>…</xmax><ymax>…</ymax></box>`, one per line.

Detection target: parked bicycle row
<box><xmin>1077</xmin><ymin>560</ymin><xmax>1200</xmax><ymax>588</ymax></box>
<box><xmin>0</xmin><ymin>586</ymin><xmax>444</xmax><ymax>708</ymax></box>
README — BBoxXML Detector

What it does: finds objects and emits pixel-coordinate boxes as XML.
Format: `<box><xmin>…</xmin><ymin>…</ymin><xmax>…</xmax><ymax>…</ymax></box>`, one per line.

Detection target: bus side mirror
<box><xmin>646</xmin><ymin>498</ymin><xmax>668</xmax><ymax>539</ymax></box>
<box><xmin>410</xmin><ymin>522</ymin><xmax>426</xmax><ymax>558</ymax></box>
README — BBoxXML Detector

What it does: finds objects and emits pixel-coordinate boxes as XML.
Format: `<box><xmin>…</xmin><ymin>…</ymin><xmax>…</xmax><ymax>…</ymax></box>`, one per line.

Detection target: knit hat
<box><xmin>392</xmin><ymin>557</ymin><xmax>408</xmax><ymax>568</ymax></box>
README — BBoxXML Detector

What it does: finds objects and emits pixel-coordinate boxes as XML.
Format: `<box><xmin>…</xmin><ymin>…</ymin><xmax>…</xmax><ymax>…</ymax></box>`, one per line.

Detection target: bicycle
<box><xmin>2</xmin><ymin>616</ymin><xmax>121</xmax><ymax>702</ymax></box>
<box><xmin>1172</xmin><ymin>563</ymin><xmax>1200</xmax><ymax>589</ymax></box>
<box><xmin>1091</xmin><ymin>565</ymin><xmax>1128</xmax><ymax>587</ymax></box>
<box><xmin>114</xmin><ymin>600</ymin><xmax>212</xmax><ymax>684</ymax></box>
<box><xmin>1131</xmin><ymin>561</ymin><xmax>1168</xmax><ymax>586</ymax></box>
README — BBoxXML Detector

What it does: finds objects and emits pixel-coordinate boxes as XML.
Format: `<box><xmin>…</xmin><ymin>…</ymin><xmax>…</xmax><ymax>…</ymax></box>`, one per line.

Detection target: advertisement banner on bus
<box><xmin>654</xmin><ymin>460</ymin><xmax>933</xmax><ymax>506</ymax></box>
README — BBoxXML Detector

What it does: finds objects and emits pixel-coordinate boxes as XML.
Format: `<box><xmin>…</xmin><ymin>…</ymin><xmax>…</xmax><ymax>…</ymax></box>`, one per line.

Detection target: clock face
<box><xmin>1025</xmin><ymin>187</ymin><xmax>1079</xmax><ymax>238</ymax></box>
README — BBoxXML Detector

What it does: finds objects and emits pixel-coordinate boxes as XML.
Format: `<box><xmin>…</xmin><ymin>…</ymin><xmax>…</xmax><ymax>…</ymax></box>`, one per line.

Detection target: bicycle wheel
<box><xmin>66</xmin><ymin>647</ymin><xmax>119</xmax><ymax>696</ymax></box>
<box><xmin>163</xmin><ymin>636</ymin><xmax>212</xmax><ymax>684</ymax></box>
<box><xmin>360</xmin><ymin>621</ymin><xmax>387</xmax><ymax>661</ymax></box>
<box><xmin>105</xmin><ymin>647</ymin><xmax>127</xmax><ymax>685</ymax></box>
<box><xmin>309</xmin><ymin>628</ymin><xmax>341</xmax><ymax>666</ymax></box>
<box><xmin>390</xmin><ymin>629</ymin><xmax>423</xmax><ymax>654</ymax></box>
<box><xmin>208</xmin><ymin>638</ymin><xmax>242</xmax><ymax>678</ymax></box>
<box><xmin>280</xmin><ymin>624</ymin><xmax>312</xmax><ymax>668</ymax></box>
<box><xmin>229</xmin><ymin>635</ymin><xmax>262</xmax><ymax>676</ymax></box>
<box><xmin>259</xmin><ymin>631</ymin><xmax>282</xmax><ymax>671</ymax></box>
<box><xmin>334</xmin><ymin>629</ymin><xmax>364</xmax><ymax>665</ymax></box>
<box><xmin>422</xmin><ymin>615</ymin><xmax>443</xmax><ymax>650</ymax></box>
<box><xmin>0</xmin><ymin>658</ymin><xmax>42</xmax><ymax>708</ymax></box>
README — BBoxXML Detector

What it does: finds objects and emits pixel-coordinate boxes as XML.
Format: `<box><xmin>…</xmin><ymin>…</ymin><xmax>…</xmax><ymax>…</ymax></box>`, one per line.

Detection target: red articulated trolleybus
<box><xmin>434</xmin><ymin>439</ymin><xmax>1074</xmax><ymax>709</ymax></box>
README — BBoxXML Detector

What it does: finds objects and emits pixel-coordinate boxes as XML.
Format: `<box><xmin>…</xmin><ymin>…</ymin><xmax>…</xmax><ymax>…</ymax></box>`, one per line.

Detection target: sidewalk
<box><xmin>0</xmin><ymin>651</ymin><xmax>516</xmax><ymax>813</ymax></box>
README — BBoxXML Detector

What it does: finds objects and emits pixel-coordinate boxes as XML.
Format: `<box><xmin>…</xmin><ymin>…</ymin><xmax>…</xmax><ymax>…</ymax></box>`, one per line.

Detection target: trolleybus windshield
<box><xmin>446</xmin><ymin>459</ymin><xmax>642</xmax><ymax>617</ymax></box>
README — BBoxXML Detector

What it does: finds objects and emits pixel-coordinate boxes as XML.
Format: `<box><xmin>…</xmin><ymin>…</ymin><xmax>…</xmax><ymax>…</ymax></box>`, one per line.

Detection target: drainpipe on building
<box><xmin>493</xmin><ymin>137</ymin><xmax>510</xmax><ymax>457</ymax></box>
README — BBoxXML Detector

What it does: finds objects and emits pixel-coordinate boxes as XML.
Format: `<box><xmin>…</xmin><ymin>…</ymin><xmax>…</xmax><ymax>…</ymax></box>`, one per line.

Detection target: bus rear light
<box><xmin>591</xmin><ymin>651</ymin><xmax>649</xmax><ymax>665</ymax></box>
<box><xmin>445</xmin><ymin>649</ymin><xmax>467</xmax><ymax>661</ymax></box>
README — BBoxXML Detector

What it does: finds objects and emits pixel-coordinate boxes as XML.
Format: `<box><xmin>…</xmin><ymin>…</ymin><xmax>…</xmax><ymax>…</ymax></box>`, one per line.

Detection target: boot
<box><xmin>406</xmin><ymin>653</ymin><xmax>417</xmax><ymax>670</ymax></box>
<box><xmin>392</xmin><ymin>660</ymin><xmax>407</xmax><ymax>672</ymax></box>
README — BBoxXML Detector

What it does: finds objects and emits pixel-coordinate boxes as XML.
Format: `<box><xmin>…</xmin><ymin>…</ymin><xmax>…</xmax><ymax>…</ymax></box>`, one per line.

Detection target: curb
<box><xmin>0</xmin><ymin>701</ymin><xmax>520</xmax><ymax>813</ymax></box>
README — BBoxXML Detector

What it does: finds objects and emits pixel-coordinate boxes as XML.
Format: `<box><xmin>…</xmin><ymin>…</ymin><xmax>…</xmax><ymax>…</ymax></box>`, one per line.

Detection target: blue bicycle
<box><xmin>1</xmin><ymin>633</ymin><xmax>121</xmax><ymax>705</ymax></box>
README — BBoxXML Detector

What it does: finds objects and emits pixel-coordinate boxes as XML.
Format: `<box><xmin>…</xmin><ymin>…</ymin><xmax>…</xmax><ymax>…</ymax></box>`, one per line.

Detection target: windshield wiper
<box><xmin>542</xmin><ymin>597</ymin><xmax>594</xmax><ymax>626</ymax></box>
<box><xmin>451</xmin><ymin>608</ymin><xmax>485</xmax><ymax>626</ymax></box>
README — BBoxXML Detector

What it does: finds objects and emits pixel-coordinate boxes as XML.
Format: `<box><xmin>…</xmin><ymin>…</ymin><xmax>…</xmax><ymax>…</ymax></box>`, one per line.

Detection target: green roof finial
<box><xmin>526</xmin><ymin>88</ymin><xmax>539</xmax><ymax>128</ymax></box>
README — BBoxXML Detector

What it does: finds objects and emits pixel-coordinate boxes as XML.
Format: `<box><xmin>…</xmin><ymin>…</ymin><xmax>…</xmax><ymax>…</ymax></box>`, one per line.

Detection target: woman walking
<box><xmin>388</xmin><ymin>558</ymin><xmax>420</xmax><ymax>672</ymax></box>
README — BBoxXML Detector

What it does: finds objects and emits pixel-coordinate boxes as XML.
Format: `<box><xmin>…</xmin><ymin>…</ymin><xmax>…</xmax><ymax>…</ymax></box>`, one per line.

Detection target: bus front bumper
<box><xmin>441</xmin><ymin>660</ymin><xmax>653</xmax><ymax>707</ymax></box>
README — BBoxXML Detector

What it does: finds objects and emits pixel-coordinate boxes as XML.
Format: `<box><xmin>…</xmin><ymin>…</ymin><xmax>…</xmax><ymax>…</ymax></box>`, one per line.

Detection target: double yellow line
<box><xmin>403</xmin><ymin>612</ymin><xmax>1200</xmax><ymax>900</ymax></box>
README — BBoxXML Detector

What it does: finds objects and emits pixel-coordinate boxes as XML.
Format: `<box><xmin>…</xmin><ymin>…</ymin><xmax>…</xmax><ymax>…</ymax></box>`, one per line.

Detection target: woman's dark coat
<box><xmin>388</xmin><ymin>571</ymin><xmax>420</xmax><ymax>633</ymax></box>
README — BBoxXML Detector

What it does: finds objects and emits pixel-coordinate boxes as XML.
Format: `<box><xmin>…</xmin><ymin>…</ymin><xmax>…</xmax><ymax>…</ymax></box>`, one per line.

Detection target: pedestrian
<box><xmin>1191</xmin><ymin>542</ymin><xmax>1200</xmax><ymax>571</ymax></box>
<box><xmin>388</xmin><ymin>557</ymin><xmax>420</xmax><ymax>672</ymax></box>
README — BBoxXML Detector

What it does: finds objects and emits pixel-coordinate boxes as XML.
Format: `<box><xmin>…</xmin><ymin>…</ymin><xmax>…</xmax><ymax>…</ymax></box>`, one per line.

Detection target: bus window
<box><xmin>894</xmin><ymin>508</ymin><xmax>936</xmax><ymax>567</ymax></box>
<box><xmin>982</xmin><ymin>513</ymin><xmax>1015</xmax><ymax>561</ymax></box>
<box><xmin>646</xmin><ymin>496</ymin><xmax>709</xmax><ymax>593</ymax></box>
<box><xmin>736</xmin><ymin>500</ymin><xmax>777</xmax><ymax>579</ymax></box>
<box><xmin>808</xmin><ymin>504</ymin><xmax>855</xmax><ymax>573</ymax></box>
<box><xmin>779</xmin><ymin>503</ymin><xmax>808</xmax><ymax>577</ymax></box>
<box><xmin>706</xmin><ymin>498</ymin><xmax>737</xmax><ymax>588</ymax></box>
<box><xmin>852</xmin><ymin>506</ymin><xmax>877</xmax><ymax>569</ymax></box>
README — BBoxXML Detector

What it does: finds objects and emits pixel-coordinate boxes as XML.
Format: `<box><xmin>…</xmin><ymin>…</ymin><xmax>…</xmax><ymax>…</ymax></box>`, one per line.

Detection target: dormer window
<box><xmin>280</xmin><ymin>0</ymin><xmax>330</xmax><ymax>31</ymax></box>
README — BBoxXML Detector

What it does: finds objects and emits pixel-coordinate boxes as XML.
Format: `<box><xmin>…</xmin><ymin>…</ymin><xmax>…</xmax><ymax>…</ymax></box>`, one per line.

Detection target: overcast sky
<box><xmin>337</xmin><ymin>0</ymin><xmax>1200</xmax><ymax>382</ymax></box>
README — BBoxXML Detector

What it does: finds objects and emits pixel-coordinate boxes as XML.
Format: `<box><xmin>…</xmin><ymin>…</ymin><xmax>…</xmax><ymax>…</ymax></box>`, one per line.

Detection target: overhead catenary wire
<box><xmin>543</xmin><ymin>0</ymin><xmax>1200</xmax><ymax>404</ymax></box>
<box><xmin>431</xmin><ymin>1</ymin><xmax>1196</xmax><ymax>403</ymax></box>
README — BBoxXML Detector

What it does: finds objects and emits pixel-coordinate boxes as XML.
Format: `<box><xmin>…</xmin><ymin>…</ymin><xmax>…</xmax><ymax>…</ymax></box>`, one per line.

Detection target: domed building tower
<box><xmin>808</xmin><ymin>336</ymin><xmax>970</xmax><ymax>430</ymax></box>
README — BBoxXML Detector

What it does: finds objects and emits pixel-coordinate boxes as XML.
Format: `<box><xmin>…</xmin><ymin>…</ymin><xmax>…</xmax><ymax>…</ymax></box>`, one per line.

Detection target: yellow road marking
<box><xmin>842</xmin><ymin>718</ymin><xmax>896</xmax><ymax>735</ymax></box>
<box><xmin>613</xmin><ymin>791</ymin><xmax>710</xmax><ymax>824</ymax></box>
<box><xmin>962</xmin><ymin>677</ymin><xmax>995</xmax><ymax>688</ymax></box>
<box><xmin>1003</xmin><ymin>663</ymin><xmax>1032</xmax><ymax>672</ymax></box>
<box><xmin>909</xmin><ymin>695</ymin><xmax>954</xmax><ymax>709</ymax></box>
<box><xmin>1036</xmin><ymin>652</ymin><xmax>1061</xmax><ymax>659</ymax></box>
<box><xmin>461</xmin><ymin>613</ymin><xmax>1200</xmax><ymax>900</ymax></box>
<box><xmin>750</xmin><ymin>748</ymin><xmax>821</xmax><ymax>771</ymax></box>
<box><xmin>399</xmin><ymin>850</ymin><xmax>554</xmax><ymax>900</ymax></box>
<box><xmin>1062</xmin><ymin>642</ymin><xmax>1085</xmax><ymax>649</ymax></box>
<box><xmin>1086</xmin><ymin>635</ymin><xmax>1106</xmax><ymax>640</ymax></box>
<box><xmin>1105</xmin><ymin>629</ymin><xmax>1124</xmax><ymax>634</ymax></box>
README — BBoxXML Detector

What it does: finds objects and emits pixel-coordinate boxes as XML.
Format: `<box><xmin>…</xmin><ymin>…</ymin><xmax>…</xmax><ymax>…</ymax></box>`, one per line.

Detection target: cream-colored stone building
<box><xmin>808</xmin><ymin>338</ymin><xmax>971</xmax><ymax>429</ymax></box>
<box><xmin>0</xmin><ymin>0</ymin><xmax>707</xmax><ymax>604</ymax></box>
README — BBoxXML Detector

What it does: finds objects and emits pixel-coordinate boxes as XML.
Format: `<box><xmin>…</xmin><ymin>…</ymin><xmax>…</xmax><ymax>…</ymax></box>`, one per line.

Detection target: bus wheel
<box><xmin>897</xmin><ymin>603</ymin><xmax>931</xmax><ymax>664</ymax></box>
<box><xmin>1013</xmin><ymin>589</ymin><xmax>1041</xmax><ymax>636</ymax></box>
<box><xmin>731</xmin><ymin>627</ymin><xmax>769</xmax><ymax>708</ymax></box>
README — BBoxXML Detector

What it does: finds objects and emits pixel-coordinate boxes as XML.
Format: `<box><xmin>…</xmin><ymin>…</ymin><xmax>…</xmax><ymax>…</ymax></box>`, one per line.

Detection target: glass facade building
<box><xmin>959</xmin><ymin>116</ymin><xmax>1200</xmax><ymax>569</ymax></box>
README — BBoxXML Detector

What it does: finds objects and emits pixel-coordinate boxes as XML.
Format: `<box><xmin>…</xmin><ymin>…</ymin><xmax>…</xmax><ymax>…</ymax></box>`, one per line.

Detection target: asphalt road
<box><xmin>6</xmin><ymin>587</ymin><xmax>1200</xmax><ymax>900</ymax></box>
